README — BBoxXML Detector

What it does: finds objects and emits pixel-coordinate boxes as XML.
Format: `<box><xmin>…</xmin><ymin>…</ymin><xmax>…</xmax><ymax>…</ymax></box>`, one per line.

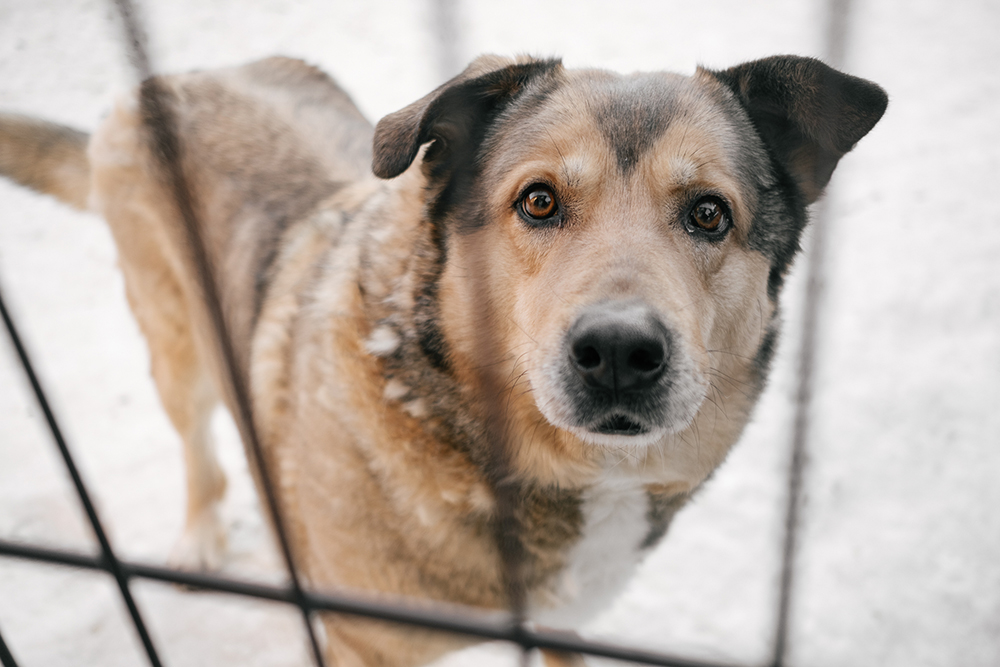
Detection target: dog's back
<box><xmin>0</xmin><ymin>56</ymin><xmax>372</xmax><ymax>210</ymax></box>
<box><xmin>1</xmin><ymin>56</ymin><xmax>374</xmax><ymax>361</ymax></box>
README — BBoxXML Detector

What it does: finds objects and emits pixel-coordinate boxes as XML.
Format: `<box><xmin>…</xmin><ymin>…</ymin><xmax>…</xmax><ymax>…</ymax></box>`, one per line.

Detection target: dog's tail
<box><xmin>0</xmin><ymin>113</ymin><xmax>91</xmax><ymax>211</ymax></box>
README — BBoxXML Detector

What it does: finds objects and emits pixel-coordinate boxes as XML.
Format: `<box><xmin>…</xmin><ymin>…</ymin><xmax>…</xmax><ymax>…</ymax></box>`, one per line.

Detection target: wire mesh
<box><xmin>0</xmin><ymin>0</ymin><xmax>854</xmax><ymax>664</ymax></box>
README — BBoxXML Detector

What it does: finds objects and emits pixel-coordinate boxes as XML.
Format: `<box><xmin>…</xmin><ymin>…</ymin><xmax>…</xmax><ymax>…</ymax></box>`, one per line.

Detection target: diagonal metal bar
<box><xmin>773</xmin><ymin>1</ymin><xmax>854</xmax><ymax>665</ymax></box>
<box><xmin>107</xmin><ymin>1</ymin><xmax>325</xmax><ymax>664</ymax></box>
<box><xmin>0</xmin><ymin>624</ymin><xmax>18</xmax><ymax>667</ymax></box>
<box><xmin>0</xmin><ymin>285</ymin><xmax>163</xmax><ymax>667</ymax></box>
<box><xmin>0</xmin><ymin>538</ymin><xmax>746</xmax><ymax>667</ymax></box>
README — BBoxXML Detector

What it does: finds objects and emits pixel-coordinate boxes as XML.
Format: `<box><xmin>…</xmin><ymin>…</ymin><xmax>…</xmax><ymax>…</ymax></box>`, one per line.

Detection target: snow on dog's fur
<box><xmin>0</xmin><ymin>54</ymin><xmax>885</xmax><ymax>666</ymax></box>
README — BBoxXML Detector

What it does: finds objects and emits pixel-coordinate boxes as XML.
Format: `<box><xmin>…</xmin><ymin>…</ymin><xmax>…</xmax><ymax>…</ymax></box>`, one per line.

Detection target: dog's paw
<box><xmin>168</xmin><ymin>507</ymin><xmax>227</xmax><ymax>572</ymax></box>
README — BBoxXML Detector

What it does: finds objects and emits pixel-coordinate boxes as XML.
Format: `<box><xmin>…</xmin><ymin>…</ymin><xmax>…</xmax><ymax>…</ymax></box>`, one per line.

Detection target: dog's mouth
<box><xmin>593</xmin><ymin>414</ymin><xmax>647</xmax><ymax>436</ymax></box>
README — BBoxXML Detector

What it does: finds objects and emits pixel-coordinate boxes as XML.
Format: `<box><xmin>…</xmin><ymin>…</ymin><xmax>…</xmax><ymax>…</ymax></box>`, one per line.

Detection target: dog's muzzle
<box><xmin>563</xmin><ymin>300</ymin><xmax>674</xmax><ymax>437</ymax></box>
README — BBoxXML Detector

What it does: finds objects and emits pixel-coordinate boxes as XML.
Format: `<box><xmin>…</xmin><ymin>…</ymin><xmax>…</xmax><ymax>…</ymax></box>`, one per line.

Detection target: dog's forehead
<box><xmin>581</xmin><ymin>71</ymin><xmax>689</xmax><ymax>174</ymax></box>
<box><xmin>485</xmin><ymin>67</ymin><xmax>766</xmax><ymax>201</ymax></box>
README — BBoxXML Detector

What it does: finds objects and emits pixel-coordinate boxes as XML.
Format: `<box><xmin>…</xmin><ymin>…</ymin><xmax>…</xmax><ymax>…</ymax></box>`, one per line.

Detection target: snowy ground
<box><xmin>0</xmin><ymin>0</ymin><xmax>998</xmax><ymax>666</ymax></box>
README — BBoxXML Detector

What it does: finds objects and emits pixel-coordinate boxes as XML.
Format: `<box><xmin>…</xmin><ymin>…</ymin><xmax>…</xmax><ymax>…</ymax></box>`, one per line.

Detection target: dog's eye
<box><xmin>686</xmin><ymin>196</ymin><xmax>730</xmax><ymax>237</ymax></box>
<box><xmin>519</xmin><ymin>185</ymin><xmax>560</xmax><ymax>224</ymax></box>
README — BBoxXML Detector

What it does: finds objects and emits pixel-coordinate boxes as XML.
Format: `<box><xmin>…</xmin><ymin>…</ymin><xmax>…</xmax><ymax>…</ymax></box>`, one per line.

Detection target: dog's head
<box><xmin>372</xmin><ymin>55</ymin><xmax>885</xmax><ymax>471</ymax></box>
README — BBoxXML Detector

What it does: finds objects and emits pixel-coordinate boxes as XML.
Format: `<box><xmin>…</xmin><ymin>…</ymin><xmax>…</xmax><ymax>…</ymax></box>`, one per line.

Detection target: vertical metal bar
<box><xmin>825</xmin><ymin>0</ymin><xmax>853</xmax><ymax>69</ymax></box>
<box><xmin>0</xmin><ymin>625</ymin><xmax>19</xmax><ymax>667</ymax></box>
<box><xmin>772</xmin><ymin>1</ymin><xmax>853</xmax><ymax>665</ymax></box>
<box><xmin>107</xmin><ymin>1</ymin><xmax>326</xmax><ymax>664</ymax></box>
<box><xmin>0</xmin><ymin>286</ymin><xmax>163</xmax><ymax>667</ymax></box>
<box><xmin>430</xmin><ymin>0</ymin><xmax>462</xmax><ymax>81</ymax></box>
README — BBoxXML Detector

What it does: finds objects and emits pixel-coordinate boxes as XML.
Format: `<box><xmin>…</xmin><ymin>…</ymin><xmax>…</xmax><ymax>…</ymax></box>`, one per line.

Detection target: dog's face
<box><xmin>374</xmin><ymin>56</ymin><xmax>886</xmax><ymax>461</ymax></box>
<box><xmin>463</xmin><ymin>70</ymin><xmax>779</xmax><ymax>447</ymax></box>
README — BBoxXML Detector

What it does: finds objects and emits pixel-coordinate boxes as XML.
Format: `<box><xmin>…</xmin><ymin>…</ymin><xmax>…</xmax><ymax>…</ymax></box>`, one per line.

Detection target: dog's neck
<box><xmin>357</xmin><ymin>170</ymin><xmax>508</xmax><ymax>472</ymax></box>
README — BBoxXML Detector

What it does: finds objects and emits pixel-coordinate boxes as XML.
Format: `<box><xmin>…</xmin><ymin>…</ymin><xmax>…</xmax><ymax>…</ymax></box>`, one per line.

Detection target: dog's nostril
<box><xmin>574</xmin><ymin>344</ymin><xmax>602</xmax><ymax>370</ymax></box>
<box><xmin>568</xmin><ymin>301</ymin><xmax>671</xmax><ymax>394</ymax></box>
<box><xmin>628</xmin><ymin>347</ymin><xmax>663</xmax><ymax>373</ymax></box>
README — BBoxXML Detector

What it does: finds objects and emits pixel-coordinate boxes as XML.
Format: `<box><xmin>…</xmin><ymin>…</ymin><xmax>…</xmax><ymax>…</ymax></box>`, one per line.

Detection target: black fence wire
<box><xmin>773</xmin><ymin>2</ymin><xmax>853</xmax><ymax>664</ymax></box>
<box><xmin>0</xmin><ymin>0</ymin><xmax>853</xmax><ymax>664</ymax></box>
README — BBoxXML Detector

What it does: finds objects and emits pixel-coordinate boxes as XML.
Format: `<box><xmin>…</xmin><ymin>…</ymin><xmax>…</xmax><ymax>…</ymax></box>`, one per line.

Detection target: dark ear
<box><xmin>372</xmin><ymin>55</ymin><xmax>562</xmax><ymax>180</ymax></box>
<box><xmin>708</xmin><ymin>55</ymin><xmax>887</xmax><ymax>203</ymax></box>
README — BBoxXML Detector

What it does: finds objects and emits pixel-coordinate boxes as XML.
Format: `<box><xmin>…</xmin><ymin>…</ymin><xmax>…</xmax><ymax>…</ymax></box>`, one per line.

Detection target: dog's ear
<box><xmin>708</xmin><ymin>55</ymin><xmax>887</xmax><ymax>203</ymax></box>
<box><xmin>372</xmin><ymin>55</ymin><xmax>562</xmax><ymax>180</ymax></box>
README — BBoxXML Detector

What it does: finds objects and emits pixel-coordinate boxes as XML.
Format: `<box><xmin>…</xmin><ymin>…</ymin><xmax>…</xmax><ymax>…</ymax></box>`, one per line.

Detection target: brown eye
<box><xmin>687</xmin><ymin>196</ymin><xmax>730</xmax><ymax>236</ymax></box>
<box><xmin>520</xmin><ymin>185</ymin><xmax>559</xmax><ymax>223</ymax></box>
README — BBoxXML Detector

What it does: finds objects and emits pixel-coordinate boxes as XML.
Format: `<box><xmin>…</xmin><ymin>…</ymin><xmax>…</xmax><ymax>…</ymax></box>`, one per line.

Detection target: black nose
<box><xmin>568</xmin><ymin>302</ymin><xmax>670</xmax><ymax>396</ymax></box>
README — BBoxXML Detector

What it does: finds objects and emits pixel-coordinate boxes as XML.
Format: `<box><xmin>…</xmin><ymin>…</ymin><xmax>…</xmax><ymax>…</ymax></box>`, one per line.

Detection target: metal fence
<box><xmin>0</xmin><ymin>0</ymin><xmax>854</xmax><ymax>664</ymax></box>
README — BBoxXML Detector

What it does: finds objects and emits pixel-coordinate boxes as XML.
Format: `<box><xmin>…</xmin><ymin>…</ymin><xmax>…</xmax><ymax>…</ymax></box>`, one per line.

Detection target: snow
<box><xmin>1</xmin><ymin>0</ymin><xmax>998</xmax><ymax>666</ymax></box>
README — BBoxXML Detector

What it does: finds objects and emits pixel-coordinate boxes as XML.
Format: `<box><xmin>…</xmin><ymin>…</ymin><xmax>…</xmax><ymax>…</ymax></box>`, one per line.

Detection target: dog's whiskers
<box><xmin>706</xmin><ymin>368</ymin><xmax>754</xmax><ymax>399</ymax></box>
<box><xmin>706</xmin><ymin>348</ymin><xmax>756</xmax><ymax>362</ymax></box>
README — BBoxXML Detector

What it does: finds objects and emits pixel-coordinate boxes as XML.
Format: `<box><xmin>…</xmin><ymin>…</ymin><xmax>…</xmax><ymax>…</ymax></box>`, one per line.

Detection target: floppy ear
<box><xmin>708</xmin><ymin>55</ymin><xmax>888</xmax><ymax>203</ymax></box>
<box><xmin>372</xmin><ymin>55</ymin><xmax>562</xmax><ymax>180</ymax></box>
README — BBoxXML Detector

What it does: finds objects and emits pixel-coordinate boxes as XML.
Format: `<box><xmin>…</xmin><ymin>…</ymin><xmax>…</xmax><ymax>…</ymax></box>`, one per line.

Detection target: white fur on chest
<box><xmin>531</xmin><ymin>478</ymin><xmax>651</xmax><ymax>628</ymax></box>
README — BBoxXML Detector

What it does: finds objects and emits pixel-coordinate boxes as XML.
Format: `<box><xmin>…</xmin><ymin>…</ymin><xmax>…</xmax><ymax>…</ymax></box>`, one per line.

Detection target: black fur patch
<box><xmin>413</xmin><ymin>221</ymin><xmax>450</xmax><ymax>372</ymax></box>
<box><xmin>373</xmin><ymin>59</ymin><xmax>562</xmax><ymax>181</ymax></box>
<box><xmin>751</xmin><ymin>317</ymin><xmax>780</xmax><ymax>388</ymax></box>
<box><xmin>710</xmin><ymin>56</ymin><xmax>888</xmax><ymax>204</ymax></box>
<box><xmin>749</xmin><ymin>164</ymin><xmax>809</xmax><ymax>303</ymax></box>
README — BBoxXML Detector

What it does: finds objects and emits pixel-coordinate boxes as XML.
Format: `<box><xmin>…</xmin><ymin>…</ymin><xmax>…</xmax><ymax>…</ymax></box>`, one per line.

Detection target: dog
<box><xmin>0</xmin><ymin>54</ymin><xmax>886</xmax><ymax>666</ymax></box>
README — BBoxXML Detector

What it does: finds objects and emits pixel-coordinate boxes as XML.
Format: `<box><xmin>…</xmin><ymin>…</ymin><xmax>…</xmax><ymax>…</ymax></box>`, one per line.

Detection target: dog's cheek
<box><xmin>495</xmin><ymin>217</ymin><xmax>562</xmax><ymax>351</ymax></box>
<box><xmin>701</xmin><ymin>250</ymin><xmax>775</xmax><ymax>392</ymax></box>
<box><xmin>502</xmin><ymin>210</ymin><xmax>563</xmax><ymax>281</ymax></box>
<box><xmin>506</xmin><ymin>265</ymin><xmax>578</xmax><ymax>429</ymax></box>
<box><xmin>435</xmin><ymin>227</ymin><xmax>521</xmax><ymax>385</ymax></box>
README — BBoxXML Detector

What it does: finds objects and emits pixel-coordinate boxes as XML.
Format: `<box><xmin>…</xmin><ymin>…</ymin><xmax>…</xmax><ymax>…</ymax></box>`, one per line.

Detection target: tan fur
<box><xmin>0</xmin><ymin>53</ymin><xmax>885</xmax><ymax>665</ymax></box>
<box><xmin>0</xmin><ymin>114</ymin><xmax>90</xmax><ymax>209</ymax></box>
